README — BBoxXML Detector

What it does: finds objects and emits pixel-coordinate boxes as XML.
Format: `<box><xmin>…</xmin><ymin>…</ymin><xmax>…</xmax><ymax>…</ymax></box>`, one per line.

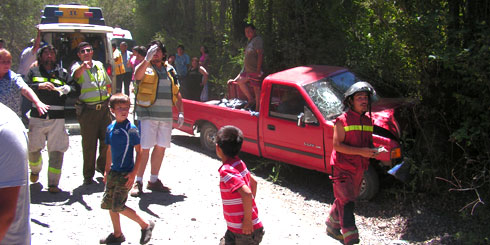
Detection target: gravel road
<box><xmin>29</xmin><ymin>129</ymin><xmax>338</xmax><ymax>245</ymax></box>
<box><xmin>29</xmin><ymin>125</ymin><xmax>480</xmax><ymax>245</ymax></box>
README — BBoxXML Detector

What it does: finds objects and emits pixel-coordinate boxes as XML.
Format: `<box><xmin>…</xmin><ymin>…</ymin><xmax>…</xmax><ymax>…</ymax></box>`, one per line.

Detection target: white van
<box><xmin>109</xmin><ymin>27</ymin><xmax>135</xmax><ymax>50</ymax></box>
<box><xmin>38</xmin><ymin>4</ymin><xmax>116</xmax><ymax>108</ymax></box>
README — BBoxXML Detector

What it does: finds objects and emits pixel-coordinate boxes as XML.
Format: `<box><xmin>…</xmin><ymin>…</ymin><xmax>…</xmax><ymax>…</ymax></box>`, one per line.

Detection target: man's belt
<box><xmin>84</xmin><ymin>100</ymin><xmax>109</xmax><ymax>110</ymax></box>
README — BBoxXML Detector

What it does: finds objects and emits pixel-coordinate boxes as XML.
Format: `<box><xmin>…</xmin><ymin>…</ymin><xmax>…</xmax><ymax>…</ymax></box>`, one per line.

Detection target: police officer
<box><xmin>71</xmin><ymin>41</ymin><xmax>112</xmax><ymax>185</ymax></box>
<box><xmin>27</xmin><ymin>45</ymin><xmax>78</xmax><ymax>193</ymax></box>
<box><xmin>326</xmin><ymin>82</ymin><xmax>381</xmax><ymax>245</ymax></box>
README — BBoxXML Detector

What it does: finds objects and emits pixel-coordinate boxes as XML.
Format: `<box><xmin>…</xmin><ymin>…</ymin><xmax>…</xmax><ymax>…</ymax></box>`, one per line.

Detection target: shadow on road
<box><xmin>30</xmin><ymin>178</ymin><xmax>105</xmax><ymax>211</ymax></box>
<box><xmin>171</xmin><ymin>133</ymin><xmax>335</xmax><ymax>204</ymax></box>
<box><xmin>137</xmin><ymin>192</ymin><xmax>187</xmax><ymax>218</ymax></box>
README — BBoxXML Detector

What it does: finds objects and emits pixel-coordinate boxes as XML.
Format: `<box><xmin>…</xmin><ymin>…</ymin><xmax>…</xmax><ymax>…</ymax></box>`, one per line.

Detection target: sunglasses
<box><xmin>0</xmin><ymin>60</ymin><xmax>11</xmax><ymax>65</ymax></box>
<box><xmin>79</xmin><ymin>48</ymin><xmax>93</xmax><ymax>54</ymax></box>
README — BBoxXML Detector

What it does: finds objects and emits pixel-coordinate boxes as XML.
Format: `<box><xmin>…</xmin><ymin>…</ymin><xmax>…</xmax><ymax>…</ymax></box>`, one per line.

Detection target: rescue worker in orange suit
<box><xmin>326</xmin><ymin>82</ymin><xmax>381</xmax><ymax>245</ymax></box>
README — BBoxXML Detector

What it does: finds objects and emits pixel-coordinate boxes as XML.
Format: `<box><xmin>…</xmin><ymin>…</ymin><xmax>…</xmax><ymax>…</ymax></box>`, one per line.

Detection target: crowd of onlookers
<box><xmin>0</xmin><ymin>22</ymin><xmax>270</xmax><ymax>245</ymax></box>
<box><xmin>112</xmin><ymin>41</ymin><xmax>211</xmax><ymax>103</ymax></box>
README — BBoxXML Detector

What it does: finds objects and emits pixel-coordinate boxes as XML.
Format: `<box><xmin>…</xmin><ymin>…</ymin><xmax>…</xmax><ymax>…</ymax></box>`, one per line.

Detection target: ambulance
<box><xmin>109</xmin><ymin>27</ymin><xmax>135</xmax><ymax>50</ymax></box>
<box><xmin>37</xmin><ymin>4</ymin><xmax>116</xmax><ymax>106</ymax></box>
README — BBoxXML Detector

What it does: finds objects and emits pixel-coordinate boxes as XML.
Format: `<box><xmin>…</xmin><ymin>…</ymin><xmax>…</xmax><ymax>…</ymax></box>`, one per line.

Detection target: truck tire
<box><xmin>200</xmin><ymin>123</ymin><xmax>217</xmax><ymax>153</ymax></box>
<box><xmin>358</xmin><ymin>165</ymin><xmax>379</xmax><ymax>201</ymax></box>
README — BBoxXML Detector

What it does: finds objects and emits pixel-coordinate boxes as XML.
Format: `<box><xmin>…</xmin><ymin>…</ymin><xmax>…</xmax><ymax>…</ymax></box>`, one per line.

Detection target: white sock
<box><xmin>150</xmin><ymin>175</ymin><xmax>158</xmax><ymax>183</ymax></box>
<box><xmin>136</xmin><ymin>176</ymin><xmax>143</xmax><ymax>182</ymax></box>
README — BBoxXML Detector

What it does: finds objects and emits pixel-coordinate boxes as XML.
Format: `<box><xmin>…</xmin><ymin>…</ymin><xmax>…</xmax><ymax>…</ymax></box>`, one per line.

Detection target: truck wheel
<box><xmin>358</xmin><ymin>165</ymin><xmax>379</xmax><ymax>201</ymax></box>
<box><xmin>200</xmin><ymin>123</ymin><xmax>217</xmax><ymax>153</ymax></box>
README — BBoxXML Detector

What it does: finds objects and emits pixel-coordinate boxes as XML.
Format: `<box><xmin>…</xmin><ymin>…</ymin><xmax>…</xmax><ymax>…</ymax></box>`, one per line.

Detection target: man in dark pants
<box><xmin>326</xmin><ymin>82</ymin><xmax>381</xmax><ymax>245</ymax></box>
<box><xmin>71</xmin><ymin>42</ymin><xmax>112</xmax><ymax>185</ymax></box>
<box><xmin>119</xmin><ymin>42</ymin><xmax>133</xmax><ymax>96</ymax></box>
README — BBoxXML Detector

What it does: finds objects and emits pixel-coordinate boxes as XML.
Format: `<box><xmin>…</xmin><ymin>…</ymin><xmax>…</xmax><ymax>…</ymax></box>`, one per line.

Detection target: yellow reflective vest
<box><xmin>136</xmin><ymin>62</ymin><xmax>179</xmax><ymax>107</ymax></box>
<box><xmin>113</xmin><ymin>49</ymin><xmax>125</xmax><ymax>75</ymax></box>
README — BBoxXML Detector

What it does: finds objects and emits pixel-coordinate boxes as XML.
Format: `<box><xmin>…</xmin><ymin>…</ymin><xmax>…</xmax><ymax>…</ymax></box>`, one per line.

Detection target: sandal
<box><xmin>100</xmin><ymin>233</ymin><xmax>125</xmax><ymax>244</ymax></box>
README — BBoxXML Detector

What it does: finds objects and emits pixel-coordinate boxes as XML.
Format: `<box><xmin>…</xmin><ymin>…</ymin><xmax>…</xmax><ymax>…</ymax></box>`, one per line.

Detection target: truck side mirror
<box><xmin>304</xmin><ymin>106</ymin><xmax>318</xmax><ymax>125</ymax></box>
<box><xmin>298</xmin><ymin>107</ymin><xmax>318</xmax><ymax>127</ymax></box>
<box><xmin>297</xmin><ymin>112</ymin><xmax>305</xmax><ymax>127</ymax></box>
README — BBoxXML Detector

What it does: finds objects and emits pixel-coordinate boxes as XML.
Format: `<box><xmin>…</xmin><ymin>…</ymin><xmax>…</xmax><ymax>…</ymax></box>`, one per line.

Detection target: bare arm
<box><xmin>237</xmin><ymin>185</ymin><xmax>254</xmax><ymax>235</ymax></box>
<box><xmin>256</xmin><ymin>48</ymin><xmax>263</xmax><ymax>73</ymax></box>
<box><xmin>126</xmin><ymin>144</ymin><xmax>142</xmax><ymax>188</ymax></box>
<box><xmin>0</xmin><ymin>186</ymin><xmax>20</xmax><ymax>241</ymax></box>
<box><xmin>332</xmin><ymin>120</ymin><xmax>378</xmax><ymax>158</ymax></box>
<box><xmin>104</xmin><ymin>146</ymin><xmax>112</xmax><ymax>183</ymax></box>
<box><xmin>134</xmin><ymin>60</ymin><xmax>151</xmax><ymax>81</ymax></box>
<box><xmin>175</xmin><ymin>92</ymin><xmax>184</xmax><ymax>114</ymax></box>
<box><xmin>199</xmin><ymin>67</ymin><xmax>208</xmax><ymax>86</ymax></box>
<box><xmin>72</xmin><ymin>61</ymin><xmax>92</xmax><ymax>80</ymax></box>
<box><xmin>32</xmin><ymin>28</ymin><xmax>41</xmax><ymax>54</ymax></box>
<box><xmin>249</xmin><ymin>175</ymin><xmax>257</xmax><ymax>197</ymax></box>
<box><xmin>20</xmin><ymin>86</ymin><xmax>49</xmax><ymax>115</ymax></box>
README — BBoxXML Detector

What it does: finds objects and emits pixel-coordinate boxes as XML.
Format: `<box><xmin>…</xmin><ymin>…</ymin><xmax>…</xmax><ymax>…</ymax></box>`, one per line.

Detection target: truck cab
<box><xmin>175</xmin><ymin>65</ymin><xmax>405</xmax><ymax>200</ymax></box>
<box><xmin>37</xmin><ymin>4</ymin><xmax>116</xmax><ymax>107</ymax></box>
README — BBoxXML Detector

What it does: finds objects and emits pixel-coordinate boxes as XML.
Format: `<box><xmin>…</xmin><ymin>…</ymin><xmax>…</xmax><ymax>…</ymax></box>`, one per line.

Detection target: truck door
<box><xmin>261</xmin><ymin>84</ymin><xmax>326</xmax><ymax>172</ymax></box>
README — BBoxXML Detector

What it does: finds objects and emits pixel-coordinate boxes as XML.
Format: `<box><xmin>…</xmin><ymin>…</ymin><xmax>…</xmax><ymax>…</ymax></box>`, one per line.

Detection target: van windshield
<box><xmin>43</xmin><ymin>32</ymin><xmax>109</xmax><ymax>71</ymax></box>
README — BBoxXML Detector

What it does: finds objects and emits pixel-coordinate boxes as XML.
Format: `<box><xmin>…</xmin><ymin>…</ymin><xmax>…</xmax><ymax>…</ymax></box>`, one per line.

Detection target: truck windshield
<box><xmin>303</xmin><ymin>71</ymin><xmax>358</xmax><ymax>120</ymax></box>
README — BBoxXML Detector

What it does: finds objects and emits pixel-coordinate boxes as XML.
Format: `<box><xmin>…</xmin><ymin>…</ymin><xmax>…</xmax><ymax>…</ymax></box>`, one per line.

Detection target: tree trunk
<box><xmin>232</xmin><ymin>0</ymin><xmax>249</xmax><ymax>43</ymax></box>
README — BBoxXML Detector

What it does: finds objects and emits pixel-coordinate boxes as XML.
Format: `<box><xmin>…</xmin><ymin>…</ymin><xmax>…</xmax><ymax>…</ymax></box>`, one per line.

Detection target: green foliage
<box><xmin>2</xmin><ymin>0</ymin><xmax>488</xmax><ymax>210</ymax></box>
<box><xmin>250</xmin><ymin>159</ymin><xmax>284</xmax><ymax>184</ymax></box>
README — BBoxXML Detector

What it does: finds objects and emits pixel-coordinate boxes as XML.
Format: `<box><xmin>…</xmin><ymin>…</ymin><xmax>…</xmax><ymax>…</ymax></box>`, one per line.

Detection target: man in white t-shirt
<box><xmin>17</xmin><ymin>28</ymin><xmax>42</xmax><ymax>126</ymax></box>
<box><xmin>0</xmin><ymin>102</ymin><xmax>31</xmax><ymax>245</ymax></box>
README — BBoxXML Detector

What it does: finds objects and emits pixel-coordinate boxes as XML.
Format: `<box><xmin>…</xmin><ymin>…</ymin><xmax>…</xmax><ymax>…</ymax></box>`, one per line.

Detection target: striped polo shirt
<box><xmin>219</xmin><ymin>157</ymin><xmax>263</xmax><ymax>234</ymax></box>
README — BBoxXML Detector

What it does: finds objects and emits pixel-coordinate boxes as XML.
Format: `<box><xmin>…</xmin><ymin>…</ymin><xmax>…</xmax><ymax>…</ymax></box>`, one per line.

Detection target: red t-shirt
<box><xmin>219</xmin><ymin>157</ymin><xmax>263</xmax><ymax>234</ymax></box>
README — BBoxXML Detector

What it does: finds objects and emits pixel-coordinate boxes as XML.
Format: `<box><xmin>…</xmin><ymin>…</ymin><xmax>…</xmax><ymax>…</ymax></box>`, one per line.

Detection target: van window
<box><xmin>41</xmin><ymin>32</ymin><xmax>109</xmax><ymax>71</ymax></box>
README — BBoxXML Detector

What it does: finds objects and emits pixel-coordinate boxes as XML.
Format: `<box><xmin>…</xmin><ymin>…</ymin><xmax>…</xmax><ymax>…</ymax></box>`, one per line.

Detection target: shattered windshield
<box><xmin>303</xmin><ymin>71</ymin><xmax>358</xmax><ymax>120</ymax></box>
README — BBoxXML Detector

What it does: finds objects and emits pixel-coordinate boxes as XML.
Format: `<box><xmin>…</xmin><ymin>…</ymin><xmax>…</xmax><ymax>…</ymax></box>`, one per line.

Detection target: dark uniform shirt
<box><xmin>27</xmin><ymin>65</ymin><xmax>78</xmax><ymax>119</ymax></box>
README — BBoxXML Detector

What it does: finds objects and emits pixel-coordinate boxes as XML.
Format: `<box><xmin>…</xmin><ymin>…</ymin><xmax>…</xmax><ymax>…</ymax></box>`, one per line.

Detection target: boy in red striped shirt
<box><xmin>216</xmin><ymin>125</ymin><xmax>265</xmax><ymax>244</ymax></box>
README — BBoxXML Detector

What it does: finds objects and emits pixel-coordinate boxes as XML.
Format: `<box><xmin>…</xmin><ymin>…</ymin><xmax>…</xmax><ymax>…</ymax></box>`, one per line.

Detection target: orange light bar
<box><xmin>390</xmin><ymin>147</ymin><xmax>402</xmax><ymax>159</ymax></box>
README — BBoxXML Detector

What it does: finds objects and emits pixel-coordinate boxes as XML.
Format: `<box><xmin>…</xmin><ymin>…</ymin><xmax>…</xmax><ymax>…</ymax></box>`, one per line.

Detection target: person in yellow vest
<box><xmin>71</xmin><ymin>42</ymin><xmax>112</xmax><ymax>185</ymax></box>
<box><xmin>112</xmin><ymin>43</ymin><xmax>126</xmax><ymax>94</ymax></box>
<box><xmin>130</xmin><ymin>40</ymin><xmax>184</xmax><ymax>197</ymax></box>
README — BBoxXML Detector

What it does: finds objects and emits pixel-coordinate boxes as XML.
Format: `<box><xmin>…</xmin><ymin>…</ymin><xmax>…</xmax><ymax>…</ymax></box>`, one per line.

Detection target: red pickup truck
<box><xmin>173</xmin><ymin>65</ymin><xmax>404</xmax><ymax>200</ymax></box>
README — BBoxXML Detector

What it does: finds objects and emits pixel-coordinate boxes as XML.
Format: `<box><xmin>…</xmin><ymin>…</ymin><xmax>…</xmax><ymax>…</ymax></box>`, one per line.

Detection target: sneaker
<box><xmin>100</xmin><ymin>233</ymin><xmax>125</xmax><ymax>244</ymax></box>
<box><xmin>130</xmin><ymin>181</ymin><xmax>143</xmax><ymax>197</ymax></box>
<box><xmin>147</xmin><ymin>179</ymin><xmax>170</xmax><ymax>192</ymax></box>
<box><xmin>48</xmin><ymin>186</ymin><xmax>61</xmax><ymax>193</ymax></box>
<box><xmin>140</xmin><ymin>220</ymin><xmax>155</xmax><ymax>244</ymax></box>
<box><xmin>326</xmin><ymin>226</ymin><xmax>344</xmax><ymax>243</ymax></box>
<box><xmin>30</xmin><ymin>173</ymin><xmax>39</xmax><ymax>183</ymax></box>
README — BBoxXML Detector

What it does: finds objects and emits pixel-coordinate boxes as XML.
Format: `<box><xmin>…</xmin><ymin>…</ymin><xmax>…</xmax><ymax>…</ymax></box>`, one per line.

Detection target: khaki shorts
<box><xmin>28</xmin><ymin>118</ymin><xmax>69</xmax><ymax>152</ymax></box>
<box><xmin>101</xmin><ymin>171</ymin><xmax>130</xmax><ymax>212</ymax></box>
<box><xmin>139</xmin><ymin>119</ymin><xmax>172</xmax><ymax>149</ymax></box>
